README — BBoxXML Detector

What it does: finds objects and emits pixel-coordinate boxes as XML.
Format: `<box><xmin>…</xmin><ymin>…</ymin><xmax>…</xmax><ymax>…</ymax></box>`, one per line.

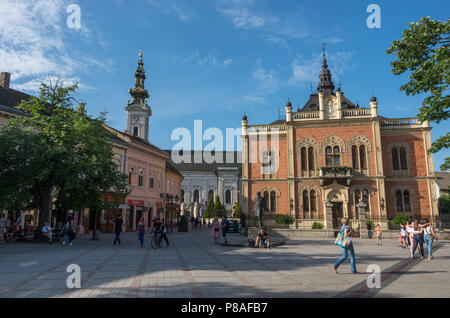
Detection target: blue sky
<box><xmin>0</xmin><ymin>0</ymin><xmax>448</xmax><ymax>170</ymax></box>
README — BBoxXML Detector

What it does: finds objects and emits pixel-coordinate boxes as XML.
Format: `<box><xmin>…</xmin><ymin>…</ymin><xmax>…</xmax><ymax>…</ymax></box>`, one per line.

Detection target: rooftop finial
<box><xmin>322</xmin><ymin>42</ymin><xmax>326</xmax><ymax>58</ymax></box>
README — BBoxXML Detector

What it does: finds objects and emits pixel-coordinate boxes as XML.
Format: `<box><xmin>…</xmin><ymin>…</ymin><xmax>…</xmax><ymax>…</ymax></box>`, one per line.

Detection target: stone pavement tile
<box><xmin>16</xmin><ymin>279</ymin><xmax>68</xmax><ymax>290</ymax></box>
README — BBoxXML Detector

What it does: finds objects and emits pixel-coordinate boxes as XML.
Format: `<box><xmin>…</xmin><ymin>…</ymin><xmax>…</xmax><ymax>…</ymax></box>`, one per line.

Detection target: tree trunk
<box><xmin>91</xmin><ymin>209</ymin><xmax>99</xmax><ymax>240</ymax></box>
<box><xmin>38</xmin><ymin>185</ymin><xmax>53</xmax><ymax>229</ymax></box>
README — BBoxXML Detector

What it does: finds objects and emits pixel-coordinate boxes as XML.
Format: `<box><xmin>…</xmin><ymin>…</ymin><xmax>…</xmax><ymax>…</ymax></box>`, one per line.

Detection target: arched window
<box><xmin>193</xmin><ymin>190</ymin><xmax>199</xmax><ymax>203</ymax></box>
<box><xmin>396</xmin><ymin>190</ymin><xmax>403</xmax><ymax>212</ymax></box>
<box><xmin>138</xmin><ymin>169</ymin><xmax>144</xmax><ymax>187</ymax></box>
<box><xmin>263</xmin><ymin>192</ymin><xmax>269</xmax><ymax>211</ymax></box>
<box><xmin>310</xmin><ymin>190</ymin><xmax>316</xmax><ymax>212</ymax></box>
<box><xmin>362</xmin><ymin>189</ymin><xmax>370</xmax><ymax>211</ymax></box>
<box><xmin>303</xmin><ymin>190</ymin><xmax>309</xmax><ymax>215</ymax></box>
<box><xmin>308</xmin><ymin>147</ymin><xmax>315</xmax><ymax>171</ymax></box>
<box><xmin>352</xmin><ymin>146</ymin><xmax>358</xmax><ymax>169</ymax></box>
<box><xmin>301</xmin><ymin>147</ymin><xmax>307</xmax><ymax>173</ymax></box>
<box><xmin>392</xmin><ymin>148</ymin><xmax>400</xmax><ymax>170</ymax></box>
<box><xmin>400</xmin><ymin>147</ymin><xmax>408</xmax><ymax>170</ymax></box>
<box><xmin>403</xmin><ymin>190</ymin><xmax>411</xmax><ymax>212</ymax></box>
<box><xmin>262</xmin><ymin>151</ymin><xmax>272</xmax><ymax>174</ymax></box>
<box><xmin>359</xmin><ymin>145</ymin><xmax>367</xmax><ymax>170</ymax></box>
<box><xmin>133</xmin><ymin>127</ymin><xmax>139</xmax><ymax>137</ymax></box>
<box><xmin>270</xmin><ymin>191</ymin><xmax>276</xmax><ymax>212</ymax></box>
<box><xmin>326</xmin><ymin>146</ymin><xmax>341</xmax><ymax>166</ymax></box>
<box><xmin>225</xmin><ymin>190</ymin><xmax>231</xmax><ymax>204</ymax></box>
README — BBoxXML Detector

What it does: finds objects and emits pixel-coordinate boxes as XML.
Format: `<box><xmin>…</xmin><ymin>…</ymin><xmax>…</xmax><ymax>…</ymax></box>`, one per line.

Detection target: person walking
<box><xmin>406</xmin><ymin>218</ymin><xmax>415</xmax><ymax>253</ymax></box>
<box><xmin>62</xmin><ymin>218</ymin><xmax>74</xmax><ymax>246</ymax></box>
<box><xmin>423</xmin><ymin>218</ymin><xmax>437</xmax><ymax>260</ymax></box>
<box><xmin>114</xmin><ymin>214</ymin><xmax>123</xmax><ymax>246</ymax></box>
<box><xmin>376</xmin><ymin>224</ymin><xmax>383</xmax><ymax>246</ymax></box>
<box><xmin>41</xmin><ymin>222</ymin><xmax>53</xmax><ymax>243</ymax></box>
<box><xmin>400</xmin><ymin>223</ymin><xmax>407</xmax><ymax>248</ymax></box>
<box><xmin>160</xmin><ymin>219</ymin><xmax>170</xmax><ymax>247</ymax></box>
<box><xmin>410</xmin><ymin>219</ymin><xmax>425</xmax><ymax>259</ymax></box>
<box><xmin>333</xmin><ymin>218</ymin><xmax>358</xmax><ymax>274</ymax></box>
<box><xmin>137</xmin><ymin>217</ymin><xmax>146</xmax><ymax>247</ymax></box>
<box><xmin>210</xmin><ymin>218</ymin><xmax>220</xmax><ymax>244</ymax></box>
<box><xmin>0</xmin><ymin>212</ymin><xmax>5</xmax><ymax>242</ymax></box>
<box><xmin>221</xmin><ymin>216</ymin><xmax>230</xmax><ymax>244</ymax></box>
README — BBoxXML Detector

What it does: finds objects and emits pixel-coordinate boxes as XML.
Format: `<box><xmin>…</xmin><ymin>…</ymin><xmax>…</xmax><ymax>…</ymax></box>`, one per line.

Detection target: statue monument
<box><xmin>253</xmin><ymin>192</ymin><xmax>263</xmax><ymax>228</ymax></box>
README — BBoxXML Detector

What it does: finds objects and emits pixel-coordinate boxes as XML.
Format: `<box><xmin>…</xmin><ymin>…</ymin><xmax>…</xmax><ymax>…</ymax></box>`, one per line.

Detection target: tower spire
<box><xmin>317</xmin><ymin>42</ymin><xmax>335</xmax><ymax>96</ymax></box>
<box><xmin>126</xmin><ymin>47</ymin><xmax>152</xmax><ymax>141</ymax></box>
<box><xmin>129</xmin><ymin>46</ymin><xmax>149</xmax><ymax>107</ymax></box>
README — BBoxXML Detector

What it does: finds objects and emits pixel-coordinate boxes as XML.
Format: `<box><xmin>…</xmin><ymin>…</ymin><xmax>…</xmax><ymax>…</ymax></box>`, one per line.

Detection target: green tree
<box><xmin>387</xmin><ymin>17</ymin><xmax>450</xmax><ymax>171</ymax></box>
<box><xmin>213</xmin><ymin>195</ymin><xmax>225</xmax><ymax>218</ymax></box>
<box><xmin>439</xmin><ymin>194</ymin><xmax>450</xmax><ymax>214</ymax></box>
<box><xmin>205</xmin><ymin>193</ymin><xmax>214</xmax><ymax>218</ymax></box>
<box><xmin>0</xmin><ymin>79</ymin><xmax>127</xmax><ymax>228</ymax></box>
<box><xmin>233</xmin><ymin>201</ymin><xmax>242</xmax><ymax>219</ymax></box>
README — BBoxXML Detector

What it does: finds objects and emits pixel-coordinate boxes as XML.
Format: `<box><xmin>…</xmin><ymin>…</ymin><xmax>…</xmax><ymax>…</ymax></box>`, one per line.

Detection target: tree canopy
<box><xmin>387</xmin><ymin>17</ymin><xmax>450</xmax><ymax>171</ymax></box>
<box><xmin>0</xmin><ymin>79</ymin><xmax>127</xmax><ymax>227</ymax></box>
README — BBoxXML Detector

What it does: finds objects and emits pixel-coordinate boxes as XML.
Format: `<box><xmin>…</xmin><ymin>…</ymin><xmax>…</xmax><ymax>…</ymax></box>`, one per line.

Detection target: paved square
<box><xmin>0</xmin><ymin>230</ymin><xmax>449</xmax><ymax>298</ymax></box>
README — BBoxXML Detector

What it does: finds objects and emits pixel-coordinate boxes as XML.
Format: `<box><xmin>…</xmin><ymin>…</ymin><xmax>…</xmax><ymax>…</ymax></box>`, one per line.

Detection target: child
<box><xmin>400</xmin><ymin>223</ymin><xmax>407</xmax><ymax>248</ymax></box>
<box><xmin>376</xmin><ymin>224</ymin><xmax>383</xmax><ymax>246</ymax></box>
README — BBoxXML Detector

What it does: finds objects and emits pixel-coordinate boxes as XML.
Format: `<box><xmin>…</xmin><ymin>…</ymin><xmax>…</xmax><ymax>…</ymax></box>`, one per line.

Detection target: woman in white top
<box><xmin>423</xmin><ymin>218</ymin><xmax>437</xmax><ymax>260</ymax></box>
<box><xmin>406</xmin><ymin>219</ymin><xmax>415</xmax><ymax>255</ymax></box>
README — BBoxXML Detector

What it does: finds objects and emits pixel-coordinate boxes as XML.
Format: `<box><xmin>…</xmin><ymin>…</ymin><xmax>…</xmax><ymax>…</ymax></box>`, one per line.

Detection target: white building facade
<box><xmin>167</xmin><ymin>151</ymin><xmax>242</xmax><ymax>218</ymax></box>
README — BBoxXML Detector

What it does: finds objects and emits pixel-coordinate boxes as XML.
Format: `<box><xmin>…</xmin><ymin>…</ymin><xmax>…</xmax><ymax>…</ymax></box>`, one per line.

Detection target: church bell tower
<box><xmin>125</xmin><ymin>47</ymin><xmax>152</xmax><ymax>140</ymax></box>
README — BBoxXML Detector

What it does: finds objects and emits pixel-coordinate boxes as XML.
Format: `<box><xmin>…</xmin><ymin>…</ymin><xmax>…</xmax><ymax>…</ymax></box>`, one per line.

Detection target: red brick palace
<box><xmin>240</xmin><ymin>51</ymin><xmax>439</xmax><ymax>232</ymax></box>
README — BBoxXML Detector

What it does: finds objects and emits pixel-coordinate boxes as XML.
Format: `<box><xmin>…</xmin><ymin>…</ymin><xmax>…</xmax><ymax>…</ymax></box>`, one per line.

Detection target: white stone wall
<box><xmin>180</xmin><ymin>169</ymin><xmax>241</xmax><ymax>217</ymax></box>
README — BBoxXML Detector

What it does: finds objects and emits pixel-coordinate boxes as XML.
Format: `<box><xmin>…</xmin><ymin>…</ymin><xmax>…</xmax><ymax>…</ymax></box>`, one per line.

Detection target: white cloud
<box><xmin>288</xmin><ymin>51</ymin><xmax>354</xmax><ymax>88</ymax></box>
<box><xmin>223</xmin><ymin>58</ymin><xmax>233</xmax><ymax>67</ymax></box>
<box><xmin>146</xmin><ymin>0</ymin><xmax>193</xmax><ymax>22</ymax></box>
<box><xmin>217</xmin><ymin>7</ymin><xmax>265</xmax><ymax>29</ymax></box>
<box><xmin>252</xmin><ymin>67</ymin><xmax>279</xmax><ymax>92</ymax></box>
<box><xmin>163</xmin><ymin>50</ymin><xmax>233</xmax><ymax>70</ymax></box>
<box><xmin>0</xmin><ymin>0</ymin><xmax>107</xmax><ymax>93</ymax></box>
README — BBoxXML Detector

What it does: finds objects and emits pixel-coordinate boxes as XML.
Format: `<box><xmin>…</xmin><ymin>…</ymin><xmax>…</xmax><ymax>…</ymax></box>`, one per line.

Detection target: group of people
<box><xmin>0</xmin><ymin>211</ymin><xmax>23</xmax><ymax>241</ymax></box>
<box><xmin>191</xmin><ymin>216</ymin><xmax>205</xmax><ymax>231</ymax></box>
<box><xmin>332</xmin><ymin>216</ymin><xmax>439</xmax><ymax>274</ymax></box>
<box><xmin>113</xmin><ymin>215</ymin><xmax>170</xmax><ymax>248</ymax></box>
<box><xmin>400</xmin><ymin>217</ymin><xmax>437</xmax><ymax>260</ymax></box>
<box><xmin>210</xmin><ymin>216</ymin><xmax>231</xmax><ymax>244</ymax></box>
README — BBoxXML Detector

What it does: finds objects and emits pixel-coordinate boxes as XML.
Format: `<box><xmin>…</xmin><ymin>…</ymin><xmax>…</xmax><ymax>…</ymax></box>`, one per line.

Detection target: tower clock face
<box><xmin>133</xmin><ymin>115</ymin><xmax>139</xmax><ymax>121</ymax></box>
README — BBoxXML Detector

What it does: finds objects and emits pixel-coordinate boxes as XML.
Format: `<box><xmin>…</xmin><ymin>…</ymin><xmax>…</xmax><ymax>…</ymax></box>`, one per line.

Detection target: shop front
<box><xmin>126</xmin><ymin>199</ymin><xmax>146</xmax><ymax>231</ymax></box>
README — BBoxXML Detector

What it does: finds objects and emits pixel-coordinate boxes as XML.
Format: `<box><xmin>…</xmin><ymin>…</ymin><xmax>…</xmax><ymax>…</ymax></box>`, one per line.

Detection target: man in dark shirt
<box><xmin>114</xmin><ymin>214</ymin><xmax>123</xmax><ymax>246</ymax></box>
<box><xmin>255</xmin><ymin>229</ymin><xmax>270</xmax><ymax>249</ymax></box>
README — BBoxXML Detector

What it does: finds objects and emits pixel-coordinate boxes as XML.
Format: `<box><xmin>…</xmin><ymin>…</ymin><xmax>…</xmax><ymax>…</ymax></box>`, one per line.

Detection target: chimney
<box><xmin>0</xmin><ymin>72</ymin><xmax>11</xmax><ymax>88</ymax></box>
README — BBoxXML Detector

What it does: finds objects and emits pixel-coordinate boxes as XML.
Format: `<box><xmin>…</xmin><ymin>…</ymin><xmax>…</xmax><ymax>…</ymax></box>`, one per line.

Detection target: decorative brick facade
<box><xmin>241</xmin><ymin>52</ymin><xmax>438</xmax><ymax>231</ymax></box>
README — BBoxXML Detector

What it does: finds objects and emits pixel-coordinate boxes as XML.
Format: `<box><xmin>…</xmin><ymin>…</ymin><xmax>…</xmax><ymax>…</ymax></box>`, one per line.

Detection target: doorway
<box><xmin>332</xmin><ymin>202</ymin><xmax>343</xmax><ymax>231</ymax></box>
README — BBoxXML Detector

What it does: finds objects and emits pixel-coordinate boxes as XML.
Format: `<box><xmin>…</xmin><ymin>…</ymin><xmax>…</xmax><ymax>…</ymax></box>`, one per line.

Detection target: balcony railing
<box><xmin>292</xmin><ymin>111</ymin><xmax>320</xmax><ymax>120</ymax></box>
<box><xmin>380</xmin><ymin>118</ymin><xmax>423</xmax><ymax>127</ymax></box>
<box><xmin>247</xmin><ymin>124</ymin><xmax>287</xmax><ymax>132</ymax></box>
<box><xmin>318</xmin><ymin>166</ymin><xmax>353</xmax><ymax>186</ymax></box>
<box><xmin>342</xmin><ymin>108</ymin><xmax>372</xmax><ymax>117</ymax></box>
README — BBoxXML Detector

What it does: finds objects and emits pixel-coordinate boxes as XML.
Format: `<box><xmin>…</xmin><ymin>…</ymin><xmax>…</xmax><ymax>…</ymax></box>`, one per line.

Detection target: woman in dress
<box><xmin>210</xmin><ymin>218</ymin><xmax>220</xmax><ymax>244</ymax></box>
